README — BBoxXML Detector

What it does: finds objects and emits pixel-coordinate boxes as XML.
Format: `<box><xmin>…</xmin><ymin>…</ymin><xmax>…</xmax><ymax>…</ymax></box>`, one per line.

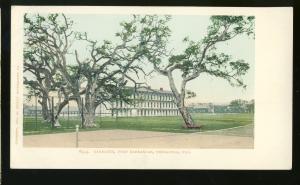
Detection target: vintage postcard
<box><xmin>10</xmin><ymin>6</ymin><xmax>292</xmax><ymax>169</ymax></box>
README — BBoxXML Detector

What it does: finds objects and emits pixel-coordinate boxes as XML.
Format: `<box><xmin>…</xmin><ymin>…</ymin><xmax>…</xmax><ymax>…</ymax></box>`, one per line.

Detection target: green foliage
<box><xmin>186</xmin><ymin>90</ymin><xmax>196</xmax><ymax>99</ymax></box>
<box><xmin>117</xmin><ymin>15</ymin><xmax>172</xmax><ymax>65</ymax></box>
<box><xmin>24</xmin><ymin>13</ymin><xmax>75</xmax><ymax>54</ymax></box>
<box><xmin>156</xmin><ymin>15</ymin><xmax>255</xmax><ymax>88</ymax></box>
<box><xmin>207</xmin><ymin>15</ymin><xmax>255</xmax><ymax>42</ymax></box>
<box><xmin>229</xmin><ymin>99</ymin><xmax>254</xmax><ymax>113</ymax></box>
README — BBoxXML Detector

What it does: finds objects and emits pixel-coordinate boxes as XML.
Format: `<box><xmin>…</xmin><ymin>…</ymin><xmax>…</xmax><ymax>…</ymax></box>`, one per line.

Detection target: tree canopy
<box><xmin>24</xmin><ymin>14</ymin><xmax>174</xmax><ymax>127</ymax></box>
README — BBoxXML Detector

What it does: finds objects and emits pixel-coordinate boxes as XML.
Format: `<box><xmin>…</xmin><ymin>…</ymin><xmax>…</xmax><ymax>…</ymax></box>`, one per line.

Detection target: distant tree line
<box><xmin>189</xmin><ymin>99</ymin><xmax>254</xmax><ymax>113</ymax></box>
<box><xmin>226</xmin><ymin>99</ymin><xmax>254</xmax><ymax>113</ymax></box>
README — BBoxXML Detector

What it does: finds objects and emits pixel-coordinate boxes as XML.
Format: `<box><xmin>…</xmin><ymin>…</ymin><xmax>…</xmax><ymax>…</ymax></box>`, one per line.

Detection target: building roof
<box><xmin>122</xmin><ymin>85</ymin><xmax>173</xmax><ymax>94</ymax></box>
<box><xmin>133</xmin><ymin>86</ymin><xmax>173</xmax><ymax>94</ymax></box>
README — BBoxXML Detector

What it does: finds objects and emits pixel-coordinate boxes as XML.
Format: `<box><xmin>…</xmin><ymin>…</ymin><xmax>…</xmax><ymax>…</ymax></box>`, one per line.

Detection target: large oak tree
<box><xmin>23</xmin><ymin>47</ymin><xmax>56</xmax><ymax>122</ymax></box>
<box><xmin>146</xmin><ymin>16</ymin><xmax>255</xmax><ymax>128</ymax></box>
<box><xmin>73</xmin><ymin>15</ymin><xmax>171</xmax><ymax>127</ymax></box>
<box><xmin>24</xmin><ymin>14</ymin><xmax>170</xmax><ymax>127</ymax></box>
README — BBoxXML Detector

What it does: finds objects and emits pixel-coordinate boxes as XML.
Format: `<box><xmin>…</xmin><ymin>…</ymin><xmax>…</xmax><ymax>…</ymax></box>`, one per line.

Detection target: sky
<box><xmin>26</xmin><ymin>14</ymin><xmax>255</xmax><ymax>104</ymax></box>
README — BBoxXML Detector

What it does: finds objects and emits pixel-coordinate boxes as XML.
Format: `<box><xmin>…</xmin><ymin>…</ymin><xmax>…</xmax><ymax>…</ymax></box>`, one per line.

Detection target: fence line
<box><xmin>23</xmin><ymin>94</ymin><xmax>251</xmax><ymax>131</ymax></box>
<box><xmin>23</xmin><ymin>94</ymin><xmax>121</xmax><ymax>130</ymax></box>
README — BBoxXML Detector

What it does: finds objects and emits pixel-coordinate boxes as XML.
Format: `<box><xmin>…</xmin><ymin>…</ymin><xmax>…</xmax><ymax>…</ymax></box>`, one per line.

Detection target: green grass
<box><xmin>23</xmin><ymin>113</ymin><xmax>254</xmax><ymax>135</ymax></box>
<box><xmin>201</xmin><ymin>124</ymin><xmax>254</xmax><ymax>137</ymax></box>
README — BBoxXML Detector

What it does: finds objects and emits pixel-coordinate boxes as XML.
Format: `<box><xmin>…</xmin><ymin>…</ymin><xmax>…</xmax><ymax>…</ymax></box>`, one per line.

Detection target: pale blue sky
<box><xmin>58</xmin><ymin>14</ymin><xmax>255</xmax><ymax>104</ymax></box>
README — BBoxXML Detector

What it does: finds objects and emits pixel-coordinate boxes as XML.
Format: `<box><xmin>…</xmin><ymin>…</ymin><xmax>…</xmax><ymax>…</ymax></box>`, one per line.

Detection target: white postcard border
<box><xmin>10</xmin><ymin>6</ymin><xmax>293</xmax><ymax>169</ymax></box>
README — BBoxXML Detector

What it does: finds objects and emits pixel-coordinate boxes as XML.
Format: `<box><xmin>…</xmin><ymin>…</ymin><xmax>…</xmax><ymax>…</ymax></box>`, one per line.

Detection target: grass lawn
<box><xmin>23</xmin><ymin>113</ymin><xmax>254</xmax><ymax>135</ymax></box>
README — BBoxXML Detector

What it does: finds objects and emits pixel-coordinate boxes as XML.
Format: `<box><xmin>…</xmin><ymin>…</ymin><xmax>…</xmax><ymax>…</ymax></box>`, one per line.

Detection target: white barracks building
<box><xmin>110</xmin><ymin>86</ymin><xmax>179</xmax><ymax>117</ymax></box>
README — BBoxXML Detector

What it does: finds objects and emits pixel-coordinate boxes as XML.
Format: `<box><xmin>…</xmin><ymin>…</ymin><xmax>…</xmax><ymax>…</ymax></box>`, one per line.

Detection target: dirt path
<box><xmin>24</xmin><ymin>129</ymin><xmax>254</xmax><ymax>148</ymax></box>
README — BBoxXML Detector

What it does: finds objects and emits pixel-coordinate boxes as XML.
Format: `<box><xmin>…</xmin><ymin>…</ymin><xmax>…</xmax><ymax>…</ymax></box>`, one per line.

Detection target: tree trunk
<box><xmin>76</xmin><ymin>96</ymin><xmax>85</xmax><ymax>128</ymax></box>
<box><xmin>84</xmin><ymin>93</ymin><xmax>97</xmax><ymax>128</ymax></box>
<box><xmin>53</xmin><ymin>97</ymin><xmax>76</xmax><ymax>127</ymax></box>
<box><xmin>40</xmin><ymin>96</ymin><xmax>51</xmax><ymax>123</ymax></box>
<box><xmin>166</xmin><ymin>71</ymin><xmax>200</xmax><ymax>128</ymax></box>
<box><xmin>178</xmin><ymin>106</ymin><xmax>198</xmax><ymax>128</ymax></box>
<box><xmin>76</xmin><ymin>95</ymin><xmax>97</xmax><ymax>128</ymax></box>
<box><xmin>83</xmin><ymin>110</ymin><xmax>96</xmax><ymax>128</ymax></box>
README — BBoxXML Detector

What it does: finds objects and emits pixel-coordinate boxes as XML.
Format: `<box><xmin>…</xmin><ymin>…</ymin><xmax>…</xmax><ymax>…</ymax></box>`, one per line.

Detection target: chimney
<box><xmin>160</xmin><ymin>87</ymin><xmax>163</xmax><ymax>91</ymax></box>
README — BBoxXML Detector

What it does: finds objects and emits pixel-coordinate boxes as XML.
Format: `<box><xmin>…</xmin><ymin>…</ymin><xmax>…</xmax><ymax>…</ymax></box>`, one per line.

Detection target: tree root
<box><xmin>182</xmin><ymin>124</ymin><xmax>202</xmax><ymax>129</ymax></box>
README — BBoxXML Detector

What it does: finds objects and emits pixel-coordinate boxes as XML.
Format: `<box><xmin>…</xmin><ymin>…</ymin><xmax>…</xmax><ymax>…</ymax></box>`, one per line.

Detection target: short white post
<box><xmin>76</xmin><ymin>125</ymin><xmax>79</xmax><ymax>148</ymax></box>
